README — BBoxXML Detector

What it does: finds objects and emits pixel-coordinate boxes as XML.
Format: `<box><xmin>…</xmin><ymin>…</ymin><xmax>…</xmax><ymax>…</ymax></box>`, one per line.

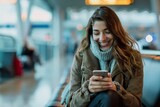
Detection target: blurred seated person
<box><xmin>143</xmin><ymin>42</ymin><xmax>157</xmax><ymax>50</ymax></box>
<box><xmin>21</xmin><ymin>37</ymin><xmax>41</xmax><ymax>70</ymax></box>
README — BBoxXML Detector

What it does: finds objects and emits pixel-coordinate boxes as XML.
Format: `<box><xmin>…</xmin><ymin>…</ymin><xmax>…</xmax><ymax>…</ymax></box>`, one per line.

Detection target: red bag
<box><xmin>13</xmin><ymin>55</ymin><xmax>23</xmax><ymax>76</ymax></box>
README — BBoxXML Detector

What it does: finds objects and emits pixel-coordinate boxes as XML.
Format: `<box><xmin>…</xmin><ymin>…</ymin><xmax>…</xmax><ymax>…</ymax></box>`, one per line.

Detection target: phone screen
<box><xmin>93</xmin><ymin>70</ymin><xmax>108</xmax><ymax>77</ymax></box>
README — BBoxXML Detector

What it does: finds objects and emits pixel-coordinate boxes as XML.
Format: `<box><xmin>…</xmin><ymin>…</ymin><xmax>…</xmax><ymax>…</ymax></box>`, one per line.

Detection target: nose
<box><xmin>99</xmin><ymin>33</ymin><xmax>106</xmax><ymax>42</ymax></box>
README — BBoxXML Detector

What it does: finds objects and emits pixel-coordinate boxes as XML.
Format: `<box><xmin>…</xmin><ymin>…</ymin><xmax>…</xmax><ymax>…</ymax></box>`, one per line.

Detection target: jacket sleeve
<box><xmin>116</xmin><ymin>53</ymin><xmax>144</xmax><ymax>107</ymax></box>
<box><xmin>68</xmin><ymin>51</ymin><xmax>91</xmax><ymax>107</ymax></box>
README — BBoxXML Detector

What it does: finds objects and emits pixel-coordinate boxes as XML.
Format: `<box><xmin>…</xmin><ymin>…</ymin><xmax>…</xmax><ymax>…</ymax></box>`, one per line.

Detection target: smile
<box><xmin>99</xmin><ymin>40</ymin><xmax>111</xmax><ymax>47</ymax></box>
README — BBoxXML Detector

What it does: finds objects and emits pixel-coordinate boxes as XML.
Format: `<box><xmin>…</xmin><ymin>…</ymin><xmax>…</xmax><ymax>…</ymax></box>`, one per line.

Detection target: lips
<box><xmin>99</xmin><ymin>40</ymin><xmax>110</xmax><ymax>47</ymax></box>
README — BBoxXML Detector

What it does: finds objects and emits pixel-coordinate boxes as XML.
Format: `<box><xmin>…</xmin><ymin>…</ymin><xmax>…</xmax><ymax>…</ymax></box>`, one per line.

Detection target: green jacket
<box><xmin>68</xmin><ymin>47</ymin><xmax>143</xmax><ymax>107</ymax></box>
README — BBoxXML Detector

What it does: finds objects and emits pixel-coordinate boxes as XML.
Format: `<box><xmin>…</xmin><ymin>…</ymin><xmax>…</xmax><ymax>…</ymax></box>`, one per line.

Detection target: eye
<box><xmin>105</xmin><ymin>30</ymin><xmax>111</xmax><ymax>34</ymax></box>
<box><xmin>93</xmin><ymin>31</ymin><xmax>99</xmax><ymax>35</ymax></box>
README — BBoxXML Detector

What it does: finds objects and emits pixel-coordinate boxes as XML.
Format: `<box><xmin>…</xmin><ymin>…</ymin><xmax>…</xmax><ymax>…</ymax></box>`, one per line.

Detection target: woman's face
<box><xmin>92</xmin><ymin>20</ymin><xmax>114</xmax><ymax>51</ymax></box>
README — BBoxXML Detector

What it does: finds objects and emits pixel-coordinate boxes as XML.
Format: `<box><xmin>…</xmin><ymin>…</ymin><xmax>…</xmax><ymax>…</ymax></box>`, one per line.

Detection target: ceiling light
<box><xmin>0</xmin><ymin>0</ymin><xmax>17</xmax><ymax>4</ymax></box>
<box><xmin>85</xmin><ymin>0</ymin><xmax>134</xmax><ymax>5</ymax></box>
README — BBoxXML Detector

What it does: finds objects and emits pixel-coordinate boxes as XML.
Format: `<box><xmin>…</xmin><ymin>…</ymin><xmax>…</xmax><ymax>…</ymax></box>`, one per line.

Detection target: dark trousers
<box><xmin>88</xmin><ymin>90</ymin><xmax>123</xmax><ymax>107</ymax></box>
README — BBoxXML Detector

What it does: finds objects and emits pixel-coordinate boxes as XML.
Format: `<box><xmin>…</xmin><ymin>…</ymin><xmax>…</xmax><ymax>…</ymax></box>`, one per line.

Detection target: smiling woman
<box><xmin>62</xmin><ymin>6</ymin><xmax>144</xmax><ymax>107</ymax></box>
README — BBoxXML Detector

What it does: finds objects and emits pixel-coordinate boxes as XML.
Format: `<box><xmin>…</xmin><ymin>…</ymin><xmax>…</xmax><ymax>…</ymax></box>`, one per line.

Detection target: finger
<box><xmin>89</xmin><ymin>83</ymin><xmax>113</xmax><ymax>93</ymax></box>
<box><xmin>90</xmin><ymin>75</ymin><xmax>103</xmax><ymax>81</ymax></box>
<box><xmin>91</xmin><ymin>83</ymin><xmax>113</xmax><ymax>89</ymax></box>
<box><xmin>89</xmin><ymin>86</ymin><xmax>105</xmax><ymax>93</ymax></box>
<box><xmin>91</xmin><ymin>81</ymin><xmax>112</xmax><ymax>86</ymax></box>
<box><xmin>101</xmin><ymin>77</ymin><xmax>112</xmax><ymax>82</ymax></box>
<box><xmin>91</xmin><ymin>86</ymin><xmax>113</xmax><ymax>92</ymax></box>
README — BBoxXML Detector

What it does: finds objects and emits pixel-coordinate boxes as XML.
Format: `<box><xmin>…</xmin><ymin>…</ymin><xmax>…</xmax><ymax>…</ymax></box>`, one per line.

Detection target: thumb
<box><xmin>107</xmin><ymin>73</ymin><xmax>111</xmax><ymax>78</ymax></box>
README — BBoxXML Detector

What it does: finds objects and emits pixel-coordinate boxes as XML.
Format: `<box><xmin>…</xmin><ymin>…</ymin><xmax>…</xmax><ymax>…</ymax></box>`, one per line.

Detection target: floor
<box><xmin>0</xmin><ymin>54</ymin><xmax>160</xmax><ymax>107</ymax></box>
<box><xmin>0</xmin><ymin>53</ymin><xmax>73</xmax><ymax>107</ymax></box>
<box><xmin>0</xmin><ymin>72</ymin><xmax>43</xmax><ymax>107</ymax></box>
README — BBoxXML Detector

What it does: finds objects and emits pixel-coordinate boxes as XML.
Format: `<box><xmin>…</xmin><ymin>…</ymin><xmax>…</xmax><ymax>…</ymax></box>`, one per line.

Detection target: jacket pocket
<box><xmin>113</xmin><ymin>71</ymin><xmax>130</xmax><ymax>89</ymax></box>
<box><xmin>121</xmin><ymin>71</ymin><xmax>130</xmax><ymax>89</ymax></box>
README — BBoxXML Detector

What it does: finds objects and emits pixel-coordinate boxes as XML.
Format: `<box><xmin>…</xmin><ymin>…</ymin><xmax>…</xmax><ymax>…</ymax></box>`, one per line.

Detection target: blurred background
<box><xmin>0</xmin><ymin>0</ymin><xmax>160</xmax><ymax>107</ymax></box>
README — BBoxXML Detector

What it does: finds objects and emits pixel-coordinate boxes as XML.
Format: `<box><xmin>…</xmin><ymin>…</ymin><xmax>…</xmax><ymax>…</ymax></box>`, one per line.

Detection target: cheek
<box><xmin>109</xmin><ymin>34</ymin><xmax>114</xmax><ymax>39</ymax></box>
<box><xmin>93</xmin><ymin>36</ymin><xmax>99</xmax><ymax>41</ymax></box>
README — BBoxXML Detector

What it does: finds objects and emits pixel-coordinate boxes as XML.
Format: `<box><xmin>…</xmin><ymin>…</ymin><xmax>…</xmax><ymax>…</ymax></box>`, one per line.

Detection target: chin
<box><xmin>100</xmin><ymin>47</ymin><xmax>110</xmax><ymax>51</ymax></box>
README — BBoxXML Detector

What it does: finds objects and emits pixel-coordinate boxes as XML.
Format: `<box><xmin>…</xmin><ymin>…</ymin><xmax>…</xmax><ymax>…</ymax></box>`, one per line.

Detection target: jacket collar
<box><xmin>83</xmin><ymin>48</ymin><xmax>122</xmax><ymax>78</ymax></box>
<box><xmin>83</xmin><ymin>48</ymin><xmax>100</xmax><ymax>70</ymax></box>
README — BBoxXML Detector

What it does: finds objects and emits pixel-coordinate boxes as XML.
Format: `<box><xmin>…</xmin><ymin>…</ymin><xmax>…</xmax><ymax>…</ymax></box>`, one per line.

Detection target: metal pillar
<box><xmin>52</xmin><ymin>6</ymin><xmax>64</xmax><ymax>73</ymax></box>
<box><xmin>16</xmin><ymin>0</ymin><xmax>23</xmax><ymax>54</ymax></box>
<box><xmin>24</xmin><ymin>0</ymin><xmax>34</xmax><ymax>37</ymax></box>
<box><xmin>151</xmin><ymin>0</ymin><xmax>160</xmax><ymax>49</ymax></box>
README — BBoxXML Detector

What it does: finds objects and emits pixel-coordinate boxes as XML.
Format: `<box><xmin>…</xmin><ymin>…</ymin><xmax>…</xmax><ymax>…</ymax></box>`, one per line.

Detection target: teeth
<box><xmin>99</xmin><ymin>40</ymin><xmax>110</xmax><ymax>47</ymax></box>
<box><xmin>100</xmin><ymin>42</ymin><xmax>108</xmax><ymax>45</ymax></box>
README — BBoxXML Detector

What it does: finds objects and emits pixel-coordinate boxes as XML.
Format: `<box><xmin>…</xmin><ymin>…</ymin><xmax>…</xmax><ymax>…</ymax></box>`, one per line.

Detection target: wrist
<box><xmin>113</xmin><ymin>81</ymin><xmax>121</xmax><ymax>91</ymax></box>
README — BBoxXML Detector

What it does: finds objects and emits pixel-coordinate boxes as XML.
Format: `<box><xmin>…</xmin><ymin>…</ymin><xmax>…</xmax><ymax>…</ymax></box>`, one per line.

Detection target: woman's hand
<box><xmin>88</xmin><ymin>73</ymin><xmax>116</xmax><ymax>93</ymax></box>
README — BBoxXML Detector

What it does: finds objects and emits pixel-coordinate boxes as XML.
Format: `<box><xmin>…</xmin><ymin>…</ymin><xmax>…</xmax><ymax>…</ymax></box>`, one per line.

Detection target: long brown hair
<box><xmin>78</xmin><ymin>6</ymin><xmax>142</xmax><ymax>75</ymax></box>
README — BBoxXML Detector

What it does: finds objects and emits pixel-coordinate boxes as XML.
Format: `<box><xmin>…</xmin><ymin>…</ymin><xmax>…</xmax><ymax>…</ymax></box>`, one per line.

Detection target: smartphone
<box><xmin>93</xmin><ymin>70</ymin><xmax>108</xmax><ymax>77</ymax></box>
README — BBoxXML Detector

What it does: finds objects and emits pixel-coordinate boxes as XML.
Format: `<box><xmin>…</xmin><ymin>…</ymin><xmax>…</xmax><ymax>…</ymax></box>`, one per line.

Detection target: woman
<box><xmin>66</xmin><ymin>6</ymin><xmax>143</xmax><ymax>107</ymax></box>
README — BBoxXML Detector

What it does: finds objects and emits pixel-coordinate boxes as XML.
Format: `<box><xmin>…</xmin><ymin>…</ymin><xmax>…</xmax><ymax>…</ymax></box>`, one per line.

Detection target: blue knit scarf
<box><xmin>90</xmin><ymin>36</ymin><xmax>113</xmax><ymax>71</ymax></box>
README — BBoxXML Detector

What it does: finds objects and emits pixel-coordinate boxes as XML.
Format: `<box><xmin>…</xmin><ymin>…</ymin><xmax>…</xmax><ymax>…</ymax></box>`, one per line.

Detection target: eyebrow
<box><xmin>93</xmin><ymin>28</ymin><xmax>108</xmax><ymax>31</ymax></box>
